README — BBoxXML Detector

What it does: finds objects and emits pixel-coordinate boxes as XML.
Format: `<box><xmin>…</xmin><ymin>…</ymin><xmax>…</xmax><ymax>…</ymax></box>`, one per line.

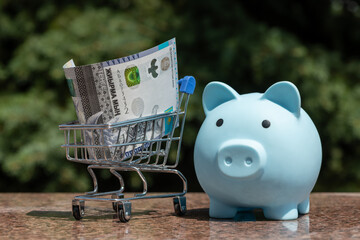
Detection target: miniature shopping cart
<box><xmin>59</xmin><ymin>76</ymin><xmax>195</xmax><ymax>222</ymax></box>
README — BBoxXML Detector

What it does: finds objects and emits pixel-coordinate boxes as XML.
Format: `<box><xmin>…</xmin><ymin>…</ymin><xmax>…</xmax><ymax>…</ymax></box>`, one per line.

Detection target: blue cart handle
<box><xmin>178</xmin><ymin>76</ymin><xmax>196</xmax><ymax>94</ymax></box>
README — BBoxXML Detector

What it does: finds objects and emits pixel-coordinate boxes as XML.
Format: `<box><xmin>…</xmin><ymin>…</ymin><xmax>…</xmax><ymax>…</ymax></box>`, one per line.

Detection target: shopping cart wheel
<box><xmin>72</xmin><ymin>200</ymin><xmax>85</xmax><ymax>220</ymax></box>
<box><xmin>173</xmin><ymin>196</ymin><xmax>187</xmax><ymax>216</ymax></box>
<box><xmin>117</xmin><ymin>201</ymin><xmax>131</xmax><ymax>223</ymax></box>
<box><xmin>111</xmin><ymin>193</ymin><xmax>124</xmax><ymax>212</ymax></box>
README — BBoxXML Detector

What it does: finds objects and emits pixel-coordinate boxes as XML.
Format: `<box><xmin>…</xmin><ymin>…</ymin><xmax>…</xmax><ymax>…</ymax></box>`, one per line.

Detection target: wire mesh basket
<box><xmin>59</xmin><ymin>76</ymin><xmax>195</xmax><ymax>222</ymax></box>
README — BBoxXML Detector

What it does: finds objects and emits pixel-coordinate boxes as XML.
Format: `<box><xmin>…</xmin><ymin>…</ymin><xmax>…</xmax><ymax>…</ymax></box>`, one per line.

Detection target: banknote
<box><xmin>63</xmin><ymin>39</ymin><xmax>179</xmax><ymax>160</ymax></box>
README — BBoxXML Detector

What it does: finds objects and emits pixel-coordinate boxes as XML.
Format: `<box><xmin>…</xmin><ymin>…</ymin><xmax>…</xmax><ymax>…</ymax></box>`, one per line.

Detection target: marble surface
<box><xmin>0</xmin><ymin>192</ymin><xmax>360</xmax><ymax>239</ymax></box>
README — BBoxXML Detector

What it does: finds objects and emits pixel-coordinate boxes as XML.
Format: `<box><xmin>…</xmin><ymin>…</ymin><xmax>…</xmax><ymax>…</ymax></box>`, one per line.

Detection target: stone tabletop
<box><xmin>0</xmin><ymin>192</ymin><xmax>360</xmax><ymax>239</ymax></box>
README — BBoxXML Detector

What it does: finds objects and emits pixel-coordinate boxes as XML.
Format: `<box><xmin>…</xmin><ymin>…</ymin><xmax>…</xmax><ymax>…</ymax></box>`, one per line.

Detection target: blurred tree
<box><xmin>1</xmin><ymin>0</ymin><xmax>360</xmax><ymax>192</ymax></box>
<box><xmin>0</xmin><ymin>0</ymin><xmax>178</xmax><ymax>191</ymax></box>
<box><xmin>173</xmin><ymin>0</ymin><xmax>360</xmax><ymax>192</ymax></box>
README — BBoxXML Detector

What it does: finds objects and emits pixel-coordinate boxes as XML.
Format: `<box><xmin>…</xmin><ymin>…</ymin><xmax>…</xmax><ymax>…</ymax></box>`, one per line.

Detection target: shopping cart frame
<box><xmin>59</xmin><ymin>76</ymin><xmax>195</xmax><ymax>222</ymax></box>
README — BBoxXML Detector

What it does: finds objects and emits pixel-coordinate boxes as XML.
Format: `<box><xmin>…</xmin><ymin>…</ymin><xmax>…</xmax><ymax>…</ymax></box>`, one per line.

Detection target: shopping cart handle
<box><xmin>178</xmin><ymin>76</ymin><xmax>196</xmax><ymax>94</ymax></box>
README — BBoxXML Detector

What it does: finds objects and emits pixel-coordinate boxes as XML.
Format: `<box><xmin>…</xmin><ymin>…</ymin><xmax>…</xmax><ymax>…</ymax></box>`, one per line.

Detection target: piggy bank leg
<box><xmin>209</xmin><ymin>198</ymin><xmax>237</xmax><ymax>218</ymax></box>
<box><xmin>263</xmin><ymin>204</ymin><xmax>298</xmax><ymax>220</ymax></box>
<box><xmin>298</xmin><ymin>197</ymin><xmax>310</xmax><ymax>214</ymax></box>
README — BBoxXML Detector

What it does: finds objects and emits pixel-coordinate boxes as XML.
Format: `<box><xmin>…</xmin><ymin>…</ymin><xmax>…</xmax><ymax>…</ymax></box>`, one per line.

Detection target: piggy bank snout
<box><xmin>217</xmin><ymin>139</ymin><xmax>267</xmax><ymax>179</ymax></box>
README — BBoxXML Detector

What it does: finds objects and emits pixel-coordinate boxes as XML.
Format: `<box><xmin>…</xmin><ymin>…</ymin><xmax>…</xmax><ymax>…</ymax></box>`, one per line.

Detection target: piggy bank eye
<box><xmin>262</xmin><ymin>120</ymin><xmax>271</xmax><ymax>128</ymax></box>
<box><xmin>216</xmin><ymin>118</ymin><xmax>224</xmax><ymax>127</ymax></box>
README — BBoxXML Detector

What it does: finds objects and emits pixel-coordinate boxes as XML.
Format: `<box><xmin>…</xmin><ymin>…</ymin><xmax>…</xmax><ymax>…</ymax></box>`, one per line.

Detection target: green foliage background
<box><xmin>1</xmin><ymin>0</ymin><xmax>360</xmax><ymax>192</ymax></box>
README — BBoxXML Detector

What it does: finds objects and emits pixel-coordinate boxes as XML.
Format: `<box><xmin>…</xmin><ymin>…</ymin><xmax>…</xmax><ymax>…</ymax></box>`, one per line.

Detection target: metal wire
<box><xmin>59</xmin><ymin>91</ymin><xmax>191</xmax><ymax>209</ymax></box>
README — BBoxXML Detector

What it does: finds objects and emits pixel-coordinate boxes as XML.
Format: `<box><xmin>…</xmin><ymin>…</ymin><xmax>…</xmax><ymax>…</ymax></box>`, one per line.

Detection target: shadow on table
<box><xmin>184</xmin><ymin>208</ymin><xmax>267</xmax><ymax>222</ymax></box>
<box><xmin>27</xmin><ymin>210</ymin><xmax>73</xmax><ymax>220</ymax></box>
<box><xmin>26</xmin><ymin>208</ymin><xmax>156</xmax><ymax>221</ymax></box>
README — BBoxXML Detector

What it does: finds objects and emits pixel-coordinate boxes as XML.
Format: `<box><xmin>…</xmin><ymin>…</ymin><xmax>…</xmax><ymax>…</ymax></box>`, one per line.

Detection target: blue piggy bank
<box><xmin>194</xmin><ymin>81</ymin><xmax>322</xmax><ymax>220</ymax></box>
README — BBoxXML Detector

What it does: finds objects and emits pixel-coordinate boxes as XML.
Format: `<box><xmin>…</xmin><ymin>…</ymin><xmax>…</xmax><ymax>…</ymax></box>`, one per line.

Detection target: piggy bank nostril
<box><xmin>225</xmin><ymin>157</ymin><xmax>232</xmax><ymax>166</ymax></box>
<box><xmin>224</xmin><ymin>156</ymin><xmax>253</xmax><ymax>167</ymax></box>
<box><xmin>245</xmin><ymin>157</ymin><xmax>253</xmax><ymax>166</ymax></box>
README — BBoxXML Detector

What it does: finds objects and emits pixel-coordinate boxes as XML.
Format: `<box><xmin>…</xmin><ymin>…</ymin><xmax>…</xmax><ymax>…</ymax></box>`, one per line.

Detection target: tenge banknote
<box><xmin>63</xmin><ymin>38</ymin><xmax>179</xmax><ymax>160</ymax></box>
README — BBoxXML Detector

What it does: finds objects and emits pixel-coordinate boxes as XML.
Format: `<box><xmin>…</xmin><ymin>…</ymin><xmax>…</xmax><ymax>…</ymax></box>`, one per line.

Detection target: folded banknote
<box><xmin>63</xmin><ymin>38</ymin><xmax>179</xmax><ymax>160</ymax></box>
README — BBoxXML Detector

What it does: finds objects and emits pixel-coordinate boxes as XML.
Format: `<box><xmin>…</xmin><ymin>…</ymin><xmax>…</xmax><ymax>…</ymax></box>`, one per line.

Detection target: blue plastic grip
<box><xmin>178</xmin><ymin>76</ymin><xmax>196</xmax><ymax>94</ymax></box>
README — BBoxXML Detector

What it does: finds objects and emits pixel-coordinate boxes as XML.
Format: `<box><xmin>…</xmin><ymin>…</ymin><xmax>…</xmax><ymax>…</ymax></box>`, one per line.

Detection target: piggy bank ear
<box><xmin>202</xmin><ymin>81</ymin><xmax>239</xmax><ymax>115</ymax></box>
<box><xmin>262</xmin><ymin>81</ymin><xmax>301</xmax><ymax>118</ymax></box>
